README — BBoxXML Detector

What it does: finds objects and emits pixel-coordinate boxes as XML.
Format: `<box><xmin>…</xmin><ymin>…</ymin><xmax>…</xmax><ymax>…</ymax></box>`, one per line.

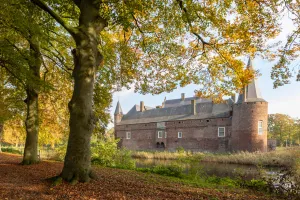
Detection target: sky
<box><xmin>109</xmin><ymin>13</ymin><xmax>300</xmax><ymax>126</ymax></box>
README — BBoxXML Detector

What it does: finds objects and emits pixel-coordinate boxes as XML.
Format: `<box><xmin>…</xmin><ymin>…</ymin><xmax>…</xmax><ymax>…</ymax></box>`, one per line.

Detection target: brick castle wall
<box><xmin>115</xmin><ymin>118</ymin><xmax>232</xmax><ymax>152</ymax></box>
<box><xmin>231</xmin><ymin>101</ymin><xmax>268</xmax><ymax>152</ymax></box>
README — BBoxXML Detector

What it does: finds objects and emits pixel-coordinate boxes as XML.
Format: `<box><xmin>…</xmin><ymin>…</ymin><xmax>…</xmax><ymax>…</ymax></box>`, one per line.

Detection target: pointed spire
<box><xmin>247</xmin><ymin>56</ymin><xmax>253</xmax><ymax>69</ymax></box>
<box><xmin>114</xmin><ymin>101</ymin><xmax>123</xmax><ymax>115</ymax></box>
<box><xmin>246</xmin><ymin>57</ymin><xmax>262</xmax><ymax>99</ymax></box>
<box><xmin>237</xmin><ymin>57</ymin><xmax>263</xmax><ymax>103</ymax></box>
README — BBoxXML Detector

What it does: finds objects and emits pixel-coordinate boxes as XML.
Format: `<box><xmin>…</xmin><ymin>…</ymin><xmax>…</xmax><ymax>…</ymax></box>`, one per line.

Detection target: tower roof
<box><xmin>237</xmin><ymin>57</ymin><xmax>265</xmax><ymax>103</ymax></box>
<box><xmin>247</xmin><ymin>56</ymin><xmax>253</xmax><ymax>69</ymax></box>
<box><xmin>114</xmin><ymin>101</ymin><xmax>123</xmax><ymax>115</ymax></box>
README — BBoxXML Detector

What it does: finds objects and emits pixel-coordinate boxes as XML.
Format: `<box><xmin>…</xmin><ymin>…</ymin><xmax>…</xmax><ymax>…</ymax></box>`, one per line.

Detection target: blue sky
<box><xmin>109</xmin><ymin>14</ymin><xmax>300</xmax><ymax>124</ymax></box>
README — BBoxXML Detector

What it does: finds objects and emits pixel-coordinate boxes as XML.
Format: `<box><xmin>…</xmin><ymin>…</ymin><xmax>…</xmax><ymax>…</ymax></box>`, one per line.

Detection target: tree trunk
<box><xmin>22</xmin><ymin>89</ymin><xmax>39</xmax><ymax>164</ymax></box>
<box><xmin>0</xmin><ymin>123</ymin><xmax>3</xmax><ymax>152</ymax></box>
<box><xmin>60</xmin><ymin>1</ymin><xmax>106</xmax><ymax>183</ymax></box>
<box><xmin>21</xmin><ymin>35</ymin><xmax>41</xmax><ymax>165</ymax></box>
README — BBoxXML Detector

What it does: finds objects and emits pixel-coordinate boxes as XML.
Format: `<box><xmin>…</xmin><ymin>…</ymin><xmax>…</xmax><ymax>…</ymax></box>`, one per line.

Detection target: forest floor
<box><xmin>0</xmin><ymin>153</ymin><xmax>280</xmax><ymax>200</ymax></box>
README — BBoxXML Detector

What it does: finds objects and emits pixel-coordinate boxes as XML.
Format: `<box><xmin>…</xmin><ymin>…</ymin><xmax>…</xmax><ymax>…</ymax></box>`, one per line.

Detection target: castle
<box><xmin>114</xmin><ymin>58</ymin><xmax>268</xmax><ymax>152</ymax></box>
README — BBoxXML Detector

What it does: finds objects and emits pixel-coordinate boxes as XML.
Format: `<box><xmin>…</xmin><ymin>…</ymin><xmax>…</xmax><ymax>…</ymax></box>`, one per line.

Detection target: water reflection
<box><xmin>135</xmin><ymin>159</ymin><xmax>281</xmax><ymax>180</ymax></box>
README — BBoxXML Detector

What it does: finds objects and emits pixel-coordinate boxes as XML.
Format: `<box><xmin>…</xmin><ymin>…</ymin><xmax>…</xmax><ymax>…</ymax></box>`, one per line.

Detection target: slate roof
<box><xmin>237</xmin><ymin>57</ymin><xmax>266</xmax><ymax>103</ymax></box>
<box><xmin>114</xmin><ymin>101</ymin><xmax>123</xmax><ymax>115</ymax></box>
<box><xmin>118</xmin><ymin>100</ymin><xmax>232</xmax><ymax>125</ymax></box>
<box><xmin>163</xmin><ymin>97</ymin><xmax>211</xmax><ymax>108</ymax></box>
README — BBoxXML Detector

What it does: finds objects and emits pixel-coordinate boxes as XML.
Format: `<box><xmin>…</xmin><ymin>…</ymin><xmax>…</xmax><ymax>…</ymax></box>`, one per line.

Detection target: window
<box><xmin>258</xmin><ymin>121</ymin><xmax>263</xmax><ymax>135</ymax></box>
<box><xmin>218</xmin><ymin>127</ymin><xmax>225</xmax><ymax>137</ymax></box>
<box><xmin>165</xmin><ymin>132</ymin><xmax>167</xmax><ymax>138</ymax></box>
<box><xmin>126</xmin><ymin>132</ymin><xmax>131</xmax><ymax>139</ymax></box>
<box><xmin>158</xmin><ymin>131</ymin><xmax>163</xmax><ymax>138</ymax></box>
<box><xmin>178</xmin><ymin>132</ymin><xmax>182</xmax><ymax>138</ymax></box>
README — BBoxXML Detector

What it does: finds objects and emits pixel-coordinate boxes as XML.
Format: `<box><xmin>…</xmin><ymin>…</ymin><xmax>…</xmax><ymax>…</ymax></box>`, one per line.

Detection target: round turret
<box><xmin>231</xmin><ymin>101</ymin><xmax>268</xmax><ymax>152</ymax></box>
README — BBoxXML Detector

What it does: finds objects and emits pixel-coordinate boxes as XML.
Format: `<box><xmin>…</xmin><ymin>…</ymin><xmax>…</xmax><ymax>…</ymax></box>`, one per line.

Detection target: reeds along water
<box><xmin>132</xmin><ymin>147</ymin><xmax>300</xmax><ymax>168</ymax></box>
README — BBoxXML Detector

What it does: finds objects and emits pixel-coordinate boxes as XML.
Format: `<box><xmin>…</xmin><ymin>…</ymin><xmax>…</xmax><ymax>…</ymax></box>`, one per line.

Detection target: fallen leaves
<box><xmin>0</xmin><ymin>153</ymin><xmax>279</xmax><ymax>200</ymax></box>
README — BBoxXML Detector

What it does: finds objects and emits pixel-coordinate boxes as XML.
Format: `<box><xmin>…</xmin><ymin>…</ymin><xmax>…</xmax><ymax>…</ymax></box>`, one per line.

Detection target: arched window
<box><xmin>156</xmin><ymin>142</ymin><xmax>160</xmax><ymax>148</ymax></box>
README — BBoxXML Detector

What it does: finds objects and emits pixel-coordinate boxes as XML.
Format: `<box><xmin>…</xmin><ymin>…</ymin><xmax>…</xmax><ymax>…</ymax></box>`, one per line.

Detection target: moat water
<box><xmin>134</xmin><ymin>158</ymin><xmax>281</xmax><ymax>180</ymax></box>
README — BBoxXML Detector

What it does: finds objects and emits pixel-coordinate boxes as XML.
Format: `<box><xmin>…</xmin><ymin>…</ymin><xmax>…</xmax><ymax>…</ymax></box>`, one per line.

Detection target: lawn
<box><xmin>0</xmin><ymin>153</ymin><xmax>280</xmax><ymax>200</ymax></box>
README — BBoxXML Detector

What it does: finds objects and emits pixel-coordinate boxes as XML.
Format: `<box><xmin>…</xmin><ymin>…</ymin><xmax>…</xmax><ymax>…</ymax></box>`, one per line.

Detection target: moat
<box><xmin>135</xmin><ymin>158</ymin><xmax>281</xmax><ymax>180</ymax></box>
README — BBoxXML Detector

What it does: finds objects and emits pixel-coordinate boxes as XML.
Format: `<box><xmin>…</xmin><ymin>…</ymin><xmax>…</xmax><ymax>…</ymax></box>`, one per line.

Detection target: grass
<box><xmin>132</xmin><ymin>147</ymin><xmax>300</xmax><ymax>168</ymax></box>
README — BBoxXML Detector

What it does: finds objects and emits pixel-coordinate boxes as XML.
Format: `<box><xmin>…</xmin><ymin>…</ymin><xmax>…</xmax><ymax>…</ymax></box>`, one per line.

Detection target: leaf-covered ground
<box><xmin>0</xmin><ymin>153</ymin><xmax>279</xmax><ymax>200</ymax></box>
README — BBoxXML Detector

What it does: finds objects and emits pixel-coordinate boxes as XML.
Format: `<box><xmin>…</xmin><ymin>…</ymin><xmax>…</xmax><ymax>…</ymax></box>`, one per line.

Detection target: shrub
<box><xmin>91</xmin><ymin>136</ymin><xmax>118</xmax><ymax>166</ymax></box>
<box><xmin>114</xmin><ymin>148</ymin><xmax>135</xmax><ymax>169</ymax></box>
<box><xmin>262</xmin><ymin>167</ymin><xmax>300</xmax><ymax>199</ymax></box>
<box><xmin>176</xmin><ymin>146</ymin><xmax>185</xmax><ymax>154</ymax></box>
<box><xmin>1</xmin><ymin>146</ymin><xmax>23</xmax><ymax>155</ymax></box>
<box><xmin>91</xmin><ymin>136</ymin><xmax>135</xmax><ymax>169</ymax></box>
<box><xmin>137</xmin><ymin>164</ymin><xmax>183</xmax><ymax>178</ymax></box>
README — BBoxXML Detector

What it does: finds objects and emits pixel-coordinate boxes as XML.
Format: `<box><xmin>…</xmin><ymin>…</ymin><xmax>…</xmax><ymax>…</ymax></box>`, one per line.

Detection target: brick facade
<box><xmin>115</xmin><ymin>99</ymin><xmax>268</xmax><ymax>153</ymax></box>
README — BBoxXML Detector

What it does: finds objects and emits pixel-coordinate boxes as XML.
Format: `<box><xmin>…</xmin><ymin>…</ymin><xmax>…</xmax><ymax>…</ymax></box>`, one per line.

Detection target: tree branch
<box><xmin>0</xmin><ymin>62</ymin><xmax>26</xmax><ymax>88</ymax></box>
<box><xmin>176</xmin><ymin>0</ymin><xmax>209</xmax><ymax>47</ymax></box>
<box><xmin>30</xmin><ymin>0</ymin><xmax>76</xmax><ymax>37</ymax></box>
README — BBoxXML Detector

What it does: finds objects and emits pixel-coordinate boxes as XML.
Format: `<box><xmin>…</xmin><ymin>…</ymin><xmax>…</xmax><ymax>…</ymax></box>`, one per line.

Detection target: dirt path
<box><xmin>0</xmin><ymin>153</ymin><xmax>278</xmax><ymax>200</ymax></box>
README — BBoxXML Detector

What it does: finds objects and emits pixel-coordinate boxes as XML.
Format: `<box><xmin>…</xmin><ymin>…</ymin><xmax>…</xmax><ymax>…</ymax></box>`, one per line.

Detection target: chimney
<box><xmin>181</xmin><ymin>93</ymin><xmax>185</xmax><ymax>101</ymax></box>
<box><xmin>140</xmin><ymin>101</ymin><xmax>145</xmax><ymax>112</ymax></box>
<box><xmin>244</xmin><ymin>86</ymin><xmax>247</xmax><ymax>102</ymax></box>
<box><xmin>191</xmin><ymin>100</ymin><xmax>196</xmax><ymax>115</ymax></box>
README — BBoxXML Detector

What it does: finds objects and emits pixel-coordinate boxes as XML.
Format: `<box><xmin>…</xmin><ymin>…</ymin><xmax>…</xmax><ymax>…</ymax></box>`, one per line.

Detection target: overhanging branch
<box><xmin>30</xmin><ymin>0</ymin><xmax>76</xmax><ymax>37</ymax></box>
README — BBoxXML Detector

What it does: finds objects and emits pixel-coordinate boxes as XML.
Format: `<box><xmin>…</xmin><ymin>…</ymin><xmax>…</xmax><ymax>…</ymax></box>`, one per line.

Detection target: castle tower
<box><xmin>114</xmin><ymin>101</ymin><xmax>123</xmax><ymax>126</ymax></box>
<box><xmin>231</xmin><ymin>58</ymin><xmax>268</xmax><ymax>152</ymax></box>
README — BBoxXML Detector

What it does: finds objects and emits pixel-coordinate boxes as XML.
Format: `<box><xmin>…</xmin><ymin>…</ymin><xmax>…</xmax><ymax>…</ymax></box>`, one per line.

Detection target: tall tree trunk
<box><xmin>0</xmin><ymin>123</ymin><xmax>3</xmax><ymax>152</ymax></box>
<box><xmin>21</xmin><ymin>36</ymin><xmax>41</xmax><ymax>165</ymax></box>
<box><xmin>60</xmin><ymin>0</ymin><xmax>106</xmax><ymax>183</ymax></box>
<box><xmin>22</xmin><ymin>89</ymin><xmax>39</xmax><ymax>164</ymax></box>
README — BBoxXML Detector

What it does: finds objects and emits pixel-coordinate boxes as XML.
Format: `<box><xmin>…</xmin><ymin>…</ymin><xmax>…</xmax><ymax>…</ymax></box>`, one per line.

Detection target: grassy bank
<box><xmin>132</xmin><ymin>147</ymin><xmax>300</xmax><ymax>168</ymax></box>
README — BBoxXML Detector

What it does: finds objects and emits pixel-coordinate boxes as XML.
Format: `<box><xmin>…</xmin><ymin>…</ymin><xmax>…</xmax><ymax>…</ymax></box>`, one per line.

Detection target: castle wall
<box><xmin>115</xmin><ymin>118</ymin><xmax>232</xmax><ymax>152</ymax></box>
<box><xmin>231</xmin><ymin>101</ymin><xmax>268</xmax><ymax>152</ymax></box>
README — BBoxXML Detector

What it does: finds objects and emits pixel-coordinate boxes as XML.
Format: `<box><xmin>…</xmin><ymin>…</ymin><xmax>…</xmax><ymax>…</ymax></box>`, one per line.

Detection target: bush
<box><xmin>237</xmin><ymin>178</ymin><xmax>268</xmax><ymax>191</ymax></box>
<box><xmin>91</xmin><ymin>136</ymin><xmax>135</xmax><ymax>169</ymax></box>
<box><xmin>176</xmin><ymin>146</ymin><xmax>185</xmax><ymax>154</ymax></box>
<box><xmin>262</xmin><ymin>167</ymin><xmax>300</xmax><ymax>199</ymax></box>
<box><xmin>1</xmin><ymin>146</ymin><xmax>23</xmax><ymax>155</ymax></box>
<box><xmin>137</xmin><ymin>164</ymin><xmax>183</xmax><ymax>178</ymax></box>
<box><xmin>114</xmin><ymin>148</ymin><xmax>135</xmax><ymax>169</ymax></box>
<box><xmin>91</xmin><ymin>136</ymin><xmax>118</xmax><ymax>166</ymax></box>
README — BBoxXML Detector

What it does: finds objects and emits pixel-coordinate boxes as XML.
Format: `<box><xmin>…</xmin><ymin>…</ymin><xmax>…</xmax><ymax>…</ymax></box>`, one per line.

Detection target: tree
<box><xmin>31</xmin><ymin>0</ymin><xmax>282</xmax><ymax>182</ymax></box>
<box><xmin>0</xmin><ymin>1</ymin><xmax>46</xmax><ymax>164</ymax></box>
<box><xmin>268</xmin><ymin>114</ymin><xmax>297</xmax><ymax>146</ymax></box>
<box><xmin>270</xmin><ymin>0</ymin><xmax>300</xmax><ymax>88</ymax></box>
<box><xmin>0</xmin><ymin>0</ymin><xmax>72</xmax><ymax>164</ymax></box>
